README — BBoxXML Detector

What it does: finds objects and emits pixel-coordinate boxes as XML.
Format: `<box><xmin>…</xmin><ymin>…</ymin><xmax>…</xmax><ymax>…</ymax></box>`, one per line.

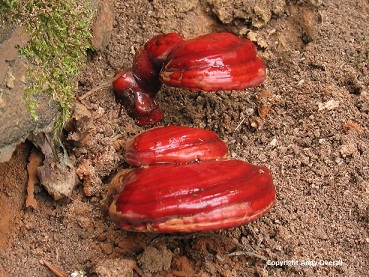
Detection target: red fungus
<box><xmin>113</xmin><ymin>32</ymin><xmax>267</xmax><ymax>126</ymax></box>
<box><xmin>109</xmin><ymin>126</ymin><xmax>276</xmax><ymax>233</ymax></box>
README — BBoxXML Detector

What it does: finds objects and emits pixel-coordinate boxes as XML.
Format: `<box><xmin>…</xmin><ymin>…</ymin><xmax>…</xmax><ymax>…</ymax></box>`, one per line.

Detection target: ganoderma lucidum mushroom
<box><xmin>109</xmin><ymin>126</ymin><xmax>275</xmax><ymax>232</ymax></box>
<box><xmin>113</xmin><ymin>33</ymin><xmax>266</xmax><ymax>126</ymax></box>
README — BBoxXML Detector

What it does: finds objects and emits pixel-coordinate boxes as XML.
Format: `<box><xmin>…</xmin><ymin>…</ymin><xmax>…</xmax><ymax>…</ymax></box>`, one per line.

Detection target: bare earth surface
<box><xmin>0</xmin><ymin>0</ymin><xmax>368</xmax><ymax>276</ymax></box>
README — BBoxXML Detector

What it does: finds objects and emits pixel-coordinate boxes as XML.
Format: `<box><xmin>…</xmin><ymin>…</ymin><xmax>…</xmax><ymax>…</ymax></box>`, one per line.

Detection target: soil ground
<box><xmin>0</xmin><ymin>0</ymin><xmax>368</xmax><ymax>276</ymax></box>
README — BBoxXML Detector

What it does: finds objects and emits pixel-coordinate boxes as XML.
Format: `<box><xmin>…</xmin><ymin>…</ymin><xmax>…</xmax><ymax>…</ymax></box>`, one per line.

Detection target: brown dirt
<box><xmin>0</xmin><ymin>0</ymin><xmax>368</xmax><ymax>276</ymax></box>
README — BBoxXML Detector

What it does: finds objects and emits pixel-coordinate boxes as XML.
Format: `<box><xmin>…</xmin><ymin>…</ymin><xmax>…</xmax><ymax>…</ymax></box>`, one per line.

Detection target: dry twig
<box><xmin>233</xmin><ymin>117</ymin><xmax>246</xmax><ymax>132</ymax></box>
<box><xmin>40</xmin><ymin>260</ymin><xmax>68</xmax><ymax>277</ymax></box>
<box><xmin>79</xmin><ymin>72</ymin><xmax>123</xmax><ymax>100</ymax></box>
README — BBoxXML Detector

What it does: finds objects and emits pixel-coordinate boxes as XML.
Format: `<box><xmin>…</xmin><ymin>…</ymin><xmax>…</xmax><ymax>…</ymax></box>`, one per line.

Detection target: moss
<box><xmin>0</xmin><ymin>0</ymin><xmax>17</xmax><ymax>13</ymax></box>
<box><xmin>1</xmin><ymin>0</ymin><xmax>95</xmax><ymax>136</ymax></box>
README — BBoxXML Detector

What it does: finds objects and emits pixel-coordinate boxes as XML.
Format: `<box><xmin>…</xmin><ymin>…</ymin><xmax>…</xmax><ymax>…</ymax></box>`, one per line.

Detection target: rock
<box><xmin>93</xmin><ymin>258</ymin><xmax>136</xmax><ymax>277</ymax></box>
<box><xmin>0</xmin><ymin>23</ymin><xmax>81</xmax><ymax>200</ymax></box>
<box><xmin>206</xmin><ymin>0</ymin><xmax>286</xmax><ymax>28</ymax></box>
<box><xmin>0</xmin><ymin>25</ymin><xmax>58</xmax><ymax>162</ymax></box>
<box><xmin>90</xmin><ymin>0</ymin><xmax>115</xmax><ymax>50</ymax></box>
<box><xmin>138</xmin><ymin>245</ymin><xmax>173</xmax><ymax>273</ymax></box>
<box><xmin>289</xmin><ymin>4</ymin><xmax>317</xmax><ymax>42</ymax></box>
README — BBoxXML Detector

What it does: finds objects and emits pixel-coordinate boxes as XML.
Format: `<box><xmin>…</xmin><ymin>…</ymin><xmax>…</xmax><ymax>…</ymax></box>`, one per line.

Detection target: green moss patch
<box><xmin>1</xmin><ymin>0</ymin><xmax>95</xmax><ymax>135</ymax></box>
